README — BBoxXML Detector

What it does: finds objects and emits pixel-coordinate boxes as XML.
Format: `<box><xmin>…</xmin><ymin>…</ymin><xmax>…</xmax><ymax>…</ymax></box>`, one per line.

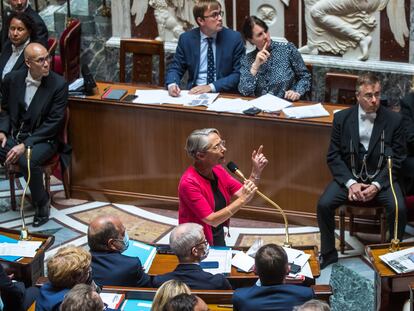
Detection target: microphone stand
<box><xmin>387</xmin><ymin>156</ymin><xmax>400</xmax><ymax>252</ymax></box>
<box><xmin>230</xmin><ymin>166</ymin><xmax>292</xmax><ymax>248</ymax></box>
<box><xmin>20</xmin><ymin>146</ymin><xmax>32</xmax><ymax>240</ymax></box>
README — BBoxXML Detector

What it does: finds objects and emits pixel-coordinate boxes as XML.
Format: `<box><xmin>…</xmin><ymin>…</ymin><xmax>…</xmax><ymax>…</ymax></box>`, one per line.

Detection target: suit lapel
<box><xmin>215</xmin><ymin>30</ymin><xmax>222</xmax><ymax>79</ymax></box>
<box><xmin>0</xmin><ymin>43</ymin><xmax>12</xmax><ymax>77</ymax></box>
<box><xmin>367</xmin><ymin>106</ymin><xmax>385</xmax><ymax>157</ymax></box>
<box><xmin>349</xmin><ymin>105</ymin><xmax>360</xmax><ymax>153</ymax></box>
<box><xmin>193</xmin><ymin>30</ymin><xmax>201</xmax><ymax>81</ymax></box>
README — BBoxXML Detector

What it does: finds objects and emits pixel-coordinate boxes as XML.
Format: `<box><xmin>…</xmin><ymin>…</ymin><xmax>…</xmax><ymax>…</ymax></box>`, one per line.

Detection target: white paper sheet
<box><xmin>134</xmin><ymin>90</ymin><xmax>219</xmax><ymax>106</ymax></box>
<box><xmin>283</xmin><ymin>247</ymin><xmax>311</xmax><ymax>268</ymax></box>
<box><xmin>282</xmin><ymin>103</ymin><xmax>330</xmax><ymax>119</ymax></box>
<box><xmin>247</xmin><ymin>94</ymin><xmax>292</xmax><ymax>112</ymax></box>
<box><xmin>201</xmin><ymin>248</ymin><xmax>232</xmax><ymax>275</ymax></box>
<box><xmin>207</xmin><ymin>98</ymin><xmax>252</xmax><ymax>113</ymax></box>
<box><xmin>0</xmin><ymin>241</ymin><xmax>42</xmax><ymax>257</ymax></box>
<box><xmin>231</xmin><ymin>251</ymin><xmax>255</xmax><ymax>272</ymax></box>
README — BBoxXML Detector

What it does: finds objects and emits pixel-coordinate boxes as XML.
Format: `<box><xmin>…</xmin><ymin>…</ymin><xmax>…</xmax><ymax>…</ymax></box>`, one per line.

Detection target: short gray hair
<box><xmin>185</xmin><ymin>128</ymin><xmax>220</xmax><ymax>159</ymax></box>
<box><xmin>170</xmin><ymin>223</ymin><xmax>204</xmax><ymax>260</ymax></box>
<box><xmin>293</xmin><ymin>299</ymin><xmax>330</xmax><ymax>311</ymax></box>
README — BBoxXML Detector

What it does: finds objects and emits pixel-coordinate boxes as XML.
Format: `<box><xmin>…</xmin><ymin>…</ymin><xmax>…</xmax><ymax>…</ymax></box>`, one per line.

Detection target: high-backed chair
<box><xmin>47</xmin><ymin>38</ymin><xmax>58</xmax><ymax>72</ymax></box>
<box><xmin>325</xmin><ymin>72</ymin><xmax>358</xmax><ymax>105</ymax></box>
<box><xmin>54</xmin><ymin>19</ymin><xmax>81</xmax><ymax>83</ymax></box>
<box><xmin>119</xmin><ymin>38</ymin><xmax>165</xmax><ymax>86</ymax></box>
<box><xmin>7</xmin><ymin>108</ymin><xmax>71</xmax><ymax>211</ymax></box>
<box><xmin>339</xmin><ymin>202</ymin><xmax>387</xmax><ymax>254</ymax></box>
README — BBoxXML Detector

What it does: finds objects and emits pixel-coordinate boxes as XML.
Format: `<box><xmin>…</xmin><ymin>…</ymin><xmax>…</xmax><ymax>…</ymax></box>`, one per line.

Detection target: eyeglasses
<box><xmin>193</xmin><ymin>239</ymin><xmax>208</xmax><ymax>248</ymax></box>
<box><xmin>209</xmin><ymin>140</ymin><xmax>226</xmax><ymax>151</ymax></box>
<box><xmin>362</xmin><ymin>92</ymin><xmax>381</xmax><ymax>100</ymax></box>
<box><xmin>203</xmin><ymin>10</ymin><xmax>224</xmax><ymax>19</ymax></box>
<box><xmin>30</xmin><ymin>54</ymin><xmax>51</xmax><ymax>65</ymax></box>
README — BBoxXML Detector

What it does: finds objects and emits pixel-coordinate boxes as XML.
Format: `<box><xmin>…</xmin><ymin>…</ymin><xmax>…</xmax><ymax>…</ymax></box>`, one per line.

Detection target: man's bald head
<box><xmin>87</xmin><ymin>215</ymin><xmax>125</xmax><ymax>252</ymax></box>
<box><xmin>24</xmin><ymin>42</ymin><xmax>50</xmax><ymax>79</ymax></box>
<box><xmin>24</xmin><ymin>42</ymin><xmax>46</xmax><ymax>59</ymax></box>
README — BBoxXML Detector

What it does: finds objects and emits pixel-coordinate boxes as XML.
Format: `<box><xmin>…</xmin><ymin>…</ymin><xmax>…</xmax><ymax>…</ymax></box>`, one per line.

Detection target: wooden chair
<box><xmin>47</xmin><ymin>38</ymin><xmax>58</xmax><ymax>72</ymax></box>
<box><xmin>7</xmin><ymin>108</ymin><xmax>71</xmax><ymax>211</ymax></box>
<box><xmin>324</xmin><ymin>72</ymin><xmax>358</xmax><ymax>105</ymax></box>
<box><xmin>54</xmin><ymin>19</ymin><xmax>81</xmax><ymax>83</ymax></box>
<box><xmin>339</xmin><ymin>202</ymin><xmax>387</xmax><ymax>254</ymax></box>
<box><xmin>119</xmin><ymin>38</ymin><xmax>165</xmax><ymax>86</ymax></box>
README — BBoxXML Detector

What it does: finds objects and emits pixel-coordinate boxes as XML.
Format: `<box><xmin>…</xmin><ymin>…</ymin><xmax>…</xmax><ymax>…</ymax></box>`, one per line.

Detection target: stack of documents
<box><xmin>122</xmin><ymin>240</ymin><xmax>157</xmax><ymax>273</ymax></box>
<box><xmin>282</xmin><ymin>103</ymin><xmax>330</xmax><ymax>119</ymax></box>
<box><xmin>0</xmin><ymin>240</ymin><xmax>42</xmax><ymax>258</ymax></box>
<box><xmin>231</xmin><ymin>251</ymin><xmax>255</xmax><ymax>272</ymax></box>
<box><xmin>283</xmin><ymin>247</ymin><xmax>312</xmax><ymax>279</ymax></box>
<box><xmin>201</xmin><ymin>247</ymin><xmax>232</xmax><ymax>275</ymax></box>
<box><xmin>247</xmin><ymin>94</ymin><xmax>292</xmax><ymax>112</ymax></box>
<box><xmin>379</xmin><ymin>246</ymin><xmax>414</xmax><ymax>274</ymax></box>
<box><xmin>134</xmin><ymin>90</ymin><xmax>218</xmax><ymax>106</ymax></box>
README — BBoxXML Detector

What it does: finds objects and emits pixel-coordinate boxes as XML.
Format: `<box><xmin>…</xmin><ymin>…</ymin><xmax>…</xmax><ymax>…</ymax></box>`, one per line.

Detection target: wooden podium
<box><xmin>0</xmin><ymin>227</ymin><xmax>54</xmax><ymax>286</ymax></box>
<box><xmin>366</xmin><ymin>242</ymin><xmax>414</xmax><ymax>311</ymax></box>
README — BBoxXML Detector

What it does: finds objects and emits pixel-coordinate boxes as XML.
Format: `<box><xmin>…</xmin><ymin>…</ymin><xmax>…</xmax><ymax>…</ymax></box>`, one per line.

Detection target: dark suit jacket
<box><xmin>233</xmin><ymin>284</ymin><xmax>314</xmax><ymax>311</ymax></box>
<box><xmin>0</xmin><ymin>68</ymin><xmax>67</xmax><ymax>146</ymax></box>
<box><xmin>1</xmin><ymin>5</ymin><xmax>48</xmax><ymax>50</ymax></box>
<box><xmin>165</xmin><ymin>27</ymin><xmax>245</xmax><ymax>92</ymax></box>
<box><xmin>35</xmin><ymin>282</ymin><xmax>69</xmax><ymax>311</ymax></box>
<box><xmin>0</xmin><ymin>264</ymin><xmax>25</xmax><ymax>311</ymax></box>
<box><xmin>400</xmin><ymin>92</ymin><xmax>414</xmax><ymax>156</ymax></box>
<box><xmin>152</xmin><ymin>263</ymin><xmax>232</xmax><ymax>290</ymax></box>
<box><xmin>0</xmin><ymin>40</ymin><xmax>27</xmax><ymax>79</ymax></box>
<box><xmin>327</xmin><ymin>105</ymin><xmax>406</xmax><ymax>189</ymax></box>
<box><xmin>91</xmin><ymin>251</ymin><xmax>152</xmax><ymax>288</ymax></box>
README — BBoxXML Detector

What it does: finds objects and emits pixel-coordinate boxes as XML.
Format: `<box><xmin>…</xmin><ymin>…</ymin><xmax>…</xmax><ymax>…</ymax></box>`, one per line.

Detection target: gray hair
<box><xmin>185</xmin><ymin>128</ymin><xmax>220</xmax><ymax>159</ymax></box>
<box><xmin>293</xmin><ymin>299</ymin><xmax>330</xmax><ymax>311</ymax></box>
<box><xmin>170</xmin><ymin>223</ymin><xmax>204</xmax><ymax>260</ymax></box>
<box><xmin>60</xmin><ymin>284</ymin><xmax>103</xmax><ymax>311</ymax></box>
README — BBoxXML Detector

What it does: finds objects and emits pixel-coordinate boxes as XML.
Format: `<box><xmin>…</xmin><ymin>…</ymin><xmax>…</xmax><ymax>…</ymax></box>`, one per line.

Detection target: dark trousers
<box><xmin>317</xmin><ymin>180</ymin><xmax>407</xmax><ymax>256</ymax></box>
<box><xmin>0</xmin><ymin>137</ymin><xmax>57</xmax><ymax>206</ymax></box>
<box><xmin>402</xmin><ymin>156</ymin><xmax>414</xmax><ymax>195</ymax></box>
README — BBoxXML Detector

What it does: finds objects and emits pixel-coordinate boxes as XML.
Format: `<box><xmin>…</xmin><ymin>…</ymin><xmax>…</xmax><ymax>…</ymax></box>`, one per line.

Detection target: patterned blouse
<box><xmin>238</xmin><ymin>40</ymin><xmax>311</xmax><ymax>98</ymax></box>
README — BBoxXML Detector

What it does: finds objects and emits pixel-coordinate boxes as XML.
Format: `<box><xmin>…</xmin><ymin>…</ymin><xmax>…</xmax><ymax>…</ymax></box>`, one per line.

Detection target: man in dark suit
<box><xmin>153</xmin><ymin>223</ymin><xmax>231</xmax><ymax>290</ymax></box>
<box><xmin>400</xmin><ymin>92</ymin><xmax>414</xmax><ymax>194</ymax></box>
<box><xmin>88</xmin><ymin>215</ymin><xmax>153</xmax><ymax>288</ymax></box>
<box><xmin>1</xmin><ymin>0</ymin><xmax>48</xmax><ymax>51</ymax></box>
<box><xmin>0</xmin><ymin>42</ymin><xmax>67</xmax><ymax>227</ymax></box>
<box><xmin>317</xmin><ymin>73</ymin><xmax>407</xmax><ymax>269</ymax></box>
<box><xmin>166</xmin><ymin>0</ymin><xmax>245</xmax><ymax>96</ymax></box>
<box><xmin>232</xmin><ymin>244</ymin><xmax>314</xmax><ymax>311</ymax></box>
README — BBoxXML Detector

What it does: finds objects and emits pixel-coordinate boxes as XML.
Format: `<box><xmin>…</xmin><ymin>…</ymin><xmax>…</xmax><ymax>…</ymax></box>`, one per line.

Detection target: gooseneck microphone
<box><xmin>387</xmin><ymin>154</ymin><xmax>400</xmax><ymax>252</ymax></box>
<box><xmin>20</xmin><ymin>146</ymin><xmax>32</xmax><ymax>240</ymax></box>
<box><xmin>227</xmin><ymin>161</ymin><xmax>292</xmax><ymax>247</ymax></box>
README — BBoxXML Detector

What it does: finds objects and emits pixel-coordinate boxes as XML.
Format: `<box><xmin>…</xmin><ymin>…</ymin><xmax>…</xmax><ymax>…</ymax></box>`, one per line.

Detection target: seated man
<box><xmin>166</xmin><ymin>0</ymin><xmax>245</xmax><ymax>96</ymax></box>
<box><xmin>153</xmin><ymin>223</ymin><xmax>231</xmax><ymax>290</ymax></box>
<box><xmin>0</xmin><ymin>42</ymin><xmax>67</xmax><ymax>227</ymax></box>
<box><xmin>87</xmin><ymin>215</ymin><xmax>152</xmax><ymax>288</ymax></box>
<box><xmin>233</xmin><ymin>244</ymin><xmax>314</xmax><ymax>311</ymax></box>
<box><xmin>317</xmin><ymin>73</ymin><xmax>407</xmax><ymax>269</ymax></box>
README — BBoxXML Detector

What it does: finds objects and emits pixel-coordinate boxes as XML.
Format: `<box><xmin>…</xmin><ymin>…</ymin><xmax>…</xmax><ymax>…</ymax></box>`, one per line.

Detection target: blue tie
<box><xmin>206</xmin><ymin>38</ymin><xmax>215</xmax><ymax>84</ymax></box>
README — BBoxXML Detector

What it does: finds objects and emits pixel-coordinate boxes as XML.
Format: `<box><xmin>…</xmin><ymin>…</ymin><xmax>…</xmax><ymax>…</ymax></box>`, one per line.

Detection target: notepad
<box><xmin>121</xmin><ymin>299</ymin><xmax>152</xmax><ymax>311</ymax></box>
<box><xmin>0</xmin><ymin>234</ymin><xmax>20</xmax><ymax>261</ymax></box>
<box><xmin>122</xmin><ymin>240</ymin><xmax>157</xmax><ymax>273</ymax></box>
<box><xmin>102</xmin><ymin>88</ymin><xmax>128</xmax><ymax>100</ymax></box>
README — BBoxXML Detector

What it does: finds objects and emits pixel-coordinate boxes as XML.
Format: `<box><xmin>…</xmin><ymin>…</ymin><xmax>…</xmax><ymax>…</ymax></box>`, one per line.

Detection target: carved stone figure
<box><xmin>298</xmin><ymin>0</ymin><xmax>408</xmax><ymax>61</ymax></box>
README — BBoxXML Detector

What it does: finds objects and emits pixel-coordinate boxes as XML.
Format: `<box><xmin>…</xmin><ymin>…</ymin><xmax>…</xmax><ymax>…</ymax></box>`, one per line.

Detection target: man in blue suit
<box><xmin>88</xmin><ymin>215</ymin><xmax>152</xmax><ymax>288</ymax></box>
<box><xmin>166</xmin><ymin>0</ymin><xmax>245</xmax><ymax>96</ymax></box>
<box><xmin>233</xmin><ymin>244</ymin><xmax>314</xmax><ymax>311</ymax></box>
<box><xmin>153</xmin><ymin>223</ymin><xmax>231</xmax><ymax>290</ymax></box>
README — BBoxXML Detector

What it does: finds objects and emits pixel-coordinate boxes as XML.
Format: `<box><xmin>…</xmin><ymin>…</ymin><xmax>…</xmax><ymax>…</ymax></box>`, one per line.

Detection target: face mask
<box><xmin>200</xmin><ymin>242</ymin><xmax>210</xmax><ymax>261</ymax></box>
<box><xmin>121</xmin><ymin>231</ymin><xmax>130</xmax><ymax>251</ymax></box>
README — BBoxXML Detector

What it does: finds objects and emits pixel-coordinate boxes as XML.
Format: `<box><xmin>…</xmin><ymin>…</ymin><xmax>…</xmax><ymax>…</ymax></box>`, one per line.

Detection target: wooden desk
<box><xmin>366</xmin><ymin>242</ymin><xmax>414</xmax><ymax>311</ymax></box>
<box><xmin>0</xmin><ymin>227</ymin><xmax>54</xmax><ymax>286</ymax></box>
<box><xmin>69</xmin><ymin>82</ymin><xmax>348</xmax><ymax>225</ymax></box>
<box><xmin>148</xmin><ymin>245</ymin><xmax>320</xmax><ymax>288</ymax></box>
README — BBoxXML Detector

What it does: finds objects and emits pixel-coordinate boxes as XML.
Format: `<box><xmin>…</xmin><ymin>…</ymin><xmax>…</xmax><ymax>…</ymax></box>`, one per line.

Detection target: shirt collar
<box><xmin>12</xmin><ymin>38</ymin><xmax>30</xmax><ymax>54</ymax></box>
<box><xmin>200</xmin><ymin>30</ymin><xmax>217</xmax><ymax>42</ymax></box>
<box><xmin>358</xmin><ymin>104</ymin><xmax>376</xmax><ymax>121</ymax></box>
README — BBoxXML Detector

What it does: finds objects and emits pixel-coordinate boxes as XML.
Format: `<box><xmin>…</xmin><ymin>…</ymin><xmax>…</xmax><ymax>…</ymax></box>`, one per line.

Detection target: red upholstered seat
<box><xmin>47</xmin><ymin>38</ymin><xmax>58</xmax><ymax>72</ymax></box>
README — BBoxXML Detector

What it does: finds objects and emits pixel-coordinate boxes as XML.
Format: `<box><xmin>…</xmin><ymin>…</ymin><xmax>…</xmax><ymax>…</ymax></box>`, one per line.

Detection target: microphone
<box><xmin>227</xmin><ymin>161</ymin><xmax>292</xmax><ymax>247</ymax></box>
<box><xmin>20</xmin><ymin>145</ymin><xmax>32</xmax><ymax>240</ymax></box>
<box><xmin>81</xmin><ymin>64</ymin><xmax>98</xmax><ymax>96</ymax></box>
<box><xmin>385</xmin><ymin>151</ymin><xmax>400</xmax><ymax>252</ymax></box>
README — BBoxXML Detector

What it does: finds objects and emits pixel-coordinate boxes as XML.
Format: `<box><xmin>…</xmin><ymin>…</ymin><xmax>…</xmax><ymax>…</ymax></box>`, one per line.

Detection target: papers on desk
<box><xmin>122</xmin><ymin>240</ymin><xmax>157</xmax><ymax>273</ymax></box>
<box><xmin>282</xmin><ymin>103</ymin><xmax>330</xmax><ymax>119</ymax></box>
<box><xmin>134</xmin><ymin>89</ymin><xmax>219</xmax><ymax>106</ymax></box>
<box><xmin>68</xmin><ymin>78</ymin><xmax>84</xmax><ymax>91</ymax></box>
<box><xmin>207</xmin><ymin>98</ymin><xmax>251</xmax><ymax>113</ymax></box>
<box><xmin>231</xmin><ymin>251</ymin><xmax>255</xmax><ymax>272</ymax></box>
<box><xmin>201</xmin><ymin>247</ymin><xmax>232</xmax><ymax>275</ymax></box>
<box><xmin>100</xmin><ymin>293</ymin><xmax>125</xmax><ymax>309</ymax></box>
<box><xmin>283</xmin><ymin>247</ymin><xmax>312</xmax><ymax>279</ymax></box>
<box><xmin>0</xmin><ymin>240</ymin><xmax>42</xmax><ymax>258</ymax></box>
<box><xmin>379</xmin><ymin>246</ymin><xmax>414</xmax><ymax>274</ymax></box>
<box><xmin>247</xmin><ymin>94</ymin><xmax>292</xmax><ymax>112</ymax></box>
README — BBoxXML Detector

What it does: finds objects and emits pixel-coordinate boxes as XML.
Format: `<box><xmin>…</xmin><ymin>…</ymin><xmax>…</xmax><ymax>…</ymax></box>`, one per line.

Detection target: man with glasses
<box><xmin>317</xmin><ymin>73</ymin><xmax>407</xmax><ymax>269</ymax></box>
<box><xmin>166</xmin><ymin>0</ymin><xmax>245</xmax><ymax>96</ymax></box>
<box><xmin>87</xmin><ymin>215</ymin><xmax>153</xmax><ymax>288</ymax></box>
<box><xmin>0</xmin><ymin>42</ymin><xmax>67</xmax><ymax>226</ymax></box>
<box><xmin>153</xmin><ymin>223</ymin><xmax>232</xmax><ymax>290</ymax></box>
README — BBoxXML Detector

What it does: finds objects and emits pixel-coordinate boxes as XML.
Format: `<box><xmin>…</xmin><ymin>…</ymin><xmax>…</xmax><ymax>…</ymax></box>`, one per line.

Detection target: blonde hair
<box><xmin>47</xmin><ymin>245</ymin><xmax>91</xmax><ymax>289</ymax></box>
<box><xmin>151</xmin><ymin>280</ymin><xmax>191</xmax><ymax>311</ymax></box>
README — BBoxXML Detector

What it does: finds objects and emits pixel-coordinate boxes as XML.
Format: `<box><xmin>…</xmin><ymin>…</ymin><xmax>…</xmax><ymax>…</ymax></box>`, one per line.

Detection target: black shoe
<box><xmin>320</xmin><ymin>251</ymin><xmax>338</xmax><ymax>269</ymax></box>
<box><xmin>33</xmin><ymin>215</ymin><xmax>49</xmax><ymax>227</ymax></box>
<box><xmin>32</xmin><ymin>198</ymin><xmax>50</xmax><ymax>227</ymax></box>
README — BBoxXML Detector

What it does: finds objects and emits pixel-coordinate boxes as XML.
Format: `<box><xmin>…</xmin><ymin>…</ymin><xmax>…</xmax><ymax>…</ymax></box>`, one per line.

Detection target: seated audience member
<box><xmin>60</xmin><ymin>284</ymin><xmax>116</xmax><ymax>311</ymax></box>
<box><xmin>166</xmin><ymin>0</ymin><xmax>245</xmax><ymax>96</ymax></box>
<box><xmin>400</xmin><ymin>91</ymin><xmax>414</xmax><ymax>194</ymax></box>
<box><xmin>232</xmin><ymin>244</ymin><xmax>314</xmax><ymax>311</ymax></box>
<box><xmin>238</xmin><ymin>16</ymin><xmax>311</xmax><ymax>101</ymax></box>
<box><xmin>153</xmin><ymin>223</ymin><xmax>231</xmax><ymax>290</ymax></box>
<box><xmin>317</xmin><ymin>73</ymin><xmax>406</xmax><ymax>269</ymax></box>
<box><xmin>0</xmin><ymin>42</ymin><xmax>67</xmax><ymax>227</ymax></box>
<box><xmin>0</xmin><ymin>263</ymin><xmax>38</xmax><ymax>311</ymax></box>
<box><xmin>36</xmin><ymin>245</ymin><xmax>93</xmax><ymax>311</ymax></box>
<box><xmin>294</xmin><ymin>299</ymin><xmax>330</xmax><ymax>311</ymax></box>
<box><xmin>165</xmin><ymin>294</ymin><xmax>208</xmax><ymax>311</ymax></box>
<box><xmin>151</xmin><ymin>280</ymin><xmax>191</xmax><ymax>311</ymax></box>
<box><xmin>88</xmin><ymin>215</ymin><xmax>152</xmax><ymax>288</ymax></box>
<box><xmin>1</xmin><ymin>0</ymin><xmax>48</xmax><ymax>50</ymax></box>
<box><xmin>0</xmin><ymin>11</ymin><xmax>36</xmax><ymax>80</ymax></box>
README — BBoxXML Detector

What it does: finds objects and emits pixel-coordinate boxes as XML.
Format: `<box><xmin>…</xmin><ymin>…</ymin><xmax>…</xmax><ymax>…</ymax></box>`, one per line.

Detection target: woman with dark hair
<box><xmin>0</xmin><ymin>11</ymin><xmax>37</xmax><ymax>79</ymax></box>
<box><xmin>238</xmin><ymin>16</ymin><xmax>311</xmax><ymax>101</ymax></box>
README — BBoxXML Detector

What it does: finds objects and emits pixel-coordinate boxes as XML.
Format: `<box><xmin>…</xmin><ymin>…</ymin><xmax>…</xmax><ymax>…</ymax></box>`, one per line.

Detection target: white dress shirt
<box><xmin>2</xmin><ymin>39</ymin><xmax>30</xmax><ymax>79</ymax></box>
<box><xmin>24</xmin><ymin>71</ymin><xmax>41</xmax><ymax>110</ymax></box>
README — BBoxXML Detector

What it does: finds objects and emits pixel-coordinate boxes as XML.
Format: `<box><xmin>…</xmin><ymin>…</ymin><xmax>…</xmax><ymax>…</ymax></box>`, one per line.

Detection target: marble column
<box><xmin>107</xmin><ymin>0</ymin><xmax>131</xmax><ymax>47</ymax></box>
